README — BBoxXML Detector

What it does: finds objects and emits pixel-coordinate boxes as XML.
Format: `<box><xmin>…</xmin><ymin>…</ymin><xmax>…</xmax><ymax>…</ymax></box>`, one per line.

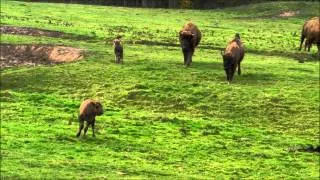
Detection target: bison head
<box><xmin>179</xmin><ymin>30</ymin><xmax>194</xmax><ymax>52</ymax></box>
<box><xmin>92</xmin><ymin>101</ymin><xmax>104</xmax><ymax>116</ymax></box>
<box><xmin>221</xmin><ymin>50</ymin><xmax>235</xmax><ymax>82</ymax></box>
<box><xmin>113</xmin><ymin>39</ymin><xmax>121</xmax><ymax>47</ymax></box>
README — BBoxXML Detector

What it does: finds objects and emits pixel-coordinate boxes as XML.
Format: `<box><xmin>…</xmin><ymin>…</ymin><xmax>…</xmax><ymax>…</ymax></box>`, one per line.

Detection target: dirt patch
<box><xmin>0</xmin><ymin>44</ymin><xmax>84</xmax><ymax>68</ymax></box>
<box><xmin>0</xmin><ymin>25</ymin><xmax>93</xmax><ymax>40</ymax></box>
<box><xmin>0</xmin><ymin>25</ymin><xmax>64</xmax><ymax>37</ymax></box>
<box><xmin>279</xmin><ymin>11</ymin><xmax>299</xmax><ymax>17</ymax></box>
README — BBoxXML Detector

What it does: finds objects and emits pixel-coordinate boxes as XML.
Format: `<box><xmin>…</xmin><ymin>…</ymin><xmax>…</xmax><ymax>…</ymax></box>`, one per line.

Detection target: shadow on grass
<box><xmin>235</xmin><ymin>72</ymin><xmax>278</xmax><ymax>84</ymax></box>
<box><xmin>189</xmin><ymin>61</ymin><xmax>223</xmax><ymax>71</ymax></box>
<box><xmin>202</xmin><ymin>72</ymin><xmax>278</xmax><ymax>85</ymax></box>
<box><xmin>201</xmin><ymin>45</ymin><xmax>319</xmax><ymax>62</ymax></box>
<box><xmin>67</xmin><ymin>135</ymin><xmax>157</xmax><ymax>154</ymax></box>
<box><xmin>125</xmin><ymin>40</ymin><xmax>319</xmax><ymax>62</ymax></box>
<box><xmin>247</xmin><ymin>48</ymin><xmax>320</xmax><ymax>62</ymax></box>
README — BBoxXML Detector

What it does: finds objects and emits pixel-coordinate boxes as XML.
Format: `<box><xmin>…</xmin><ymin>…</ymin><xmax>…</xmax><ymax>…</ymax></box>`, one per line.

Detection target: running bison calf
<box><xmin>76</xmin><ymin>99</ymin><xmax>104</xmax><ymax>137</ymax></box>
<box><xmin>179</xmin><ymin>22</ymin><xmax>202</xmax><ymax>66</ymax></box>
<box><xmin>221</xmin><ymin>33</ymin><xmax>245</xmax><ymax>82</ymax></box>
<box><xmin>299</xmin><ymin>17</ymin><xmax>320</xmax><ymax>53</ymax></box>
<box><xmin>113</xmin><ymin>38</ymin><xmax>123</xmax><ymax>64</ymax></box>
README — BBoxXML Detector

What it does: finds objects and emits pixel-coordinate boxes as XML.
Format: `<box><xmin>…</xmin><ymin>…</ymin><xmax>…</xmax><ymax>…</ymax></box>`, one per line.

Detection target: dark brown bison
<box><xmin>221</xmin><ymin>33</ymin><xmax>245</xmax><ymax>82</ymax></box>
<box><xmin>113</xmin><ymin>38</ymin><xmax>123</xmax><ymax>64</ymax></box>
<box><xmin>179</xmin><ymin>22</ymin><xmax>202</xmax><ymax>66</ymax></box>
<box><xmin>299</xmin><ymin>17</ymin><xmax>320</xmax><ymax>53</ymax></box>
<box><xmin>76</xmin><ymin>99</ymin><xmax>104</xmax><ymax>137</ymax></box>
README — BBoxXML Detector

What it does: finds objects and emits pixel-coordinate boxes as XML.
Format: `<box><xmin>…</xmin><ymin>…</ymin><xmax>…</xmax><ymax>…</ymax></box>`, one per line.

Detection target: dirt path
<box><xmin>0</xmin><ymin>25</ymin><xmax>65</xmax><ymax>38</ymax></box>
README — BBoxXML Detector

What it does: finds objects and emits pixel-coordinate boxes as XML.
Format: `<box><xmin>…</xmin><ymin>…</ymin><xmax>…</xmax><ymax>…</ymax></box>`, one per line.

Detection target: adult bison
<box><xmin>179</xmin><ymin>22</ymin><xmax>202</xmax><ymax>66</ymax></box>
<box><xmin>299</xmin><ymin>17</ymin><xmax>320</xmax><ymax>53</ymax></box>
<box><xmin>76</xmin><ymin>99</ymin><xmax>104</xmax><ymax>137</ymax></box>
<box><xmin>221</xmin><ymin>33</ymin><xmax>245</xmax><ymax>82</ymax></box>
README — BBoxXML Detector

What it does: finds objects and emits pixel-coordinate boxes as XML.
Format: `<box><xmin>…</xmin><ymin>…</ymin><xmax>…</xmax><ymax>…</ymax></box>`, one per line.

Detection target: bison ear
<box><xmin>95</xmin><ymin>102</ymin><xmax>101</xmax><ymax>108</ymax></box>
<box><xmin>89</xmin><ymin>102</ymin><xmax>98</xmax><ymax>113</ymax></box>
<box><xmin>179</xmin><ymin>30</ymin><xmax>183</xmax><ymax>36</ymax></box>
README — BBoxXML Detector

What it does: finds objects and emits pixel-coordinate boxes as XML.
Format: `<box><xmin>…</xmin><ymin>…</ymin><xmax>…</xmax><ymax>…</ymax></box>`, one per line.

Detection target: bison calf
<box><xmin>113</xmin><ymin>38</ymin><xmax>123</xmax><ymax>64</ymax></box>
<box><xmin>179</xmin><ymin>22</ymin><xmax>202</xmax><ymax>66</ymax></box>
<box><xmin>299</xmin><ymin>17</ymin><xmax>320</xmax><ymax>53</ymax></box>
<box><xmin>76</xmin><ymin>99</ymin><xmax>103</xmax><ymax>137</ymax></box>
<box><xmin>221</xmin><ymin>33</ymin><xmax>245</xmax><ymax>82</ymax></box>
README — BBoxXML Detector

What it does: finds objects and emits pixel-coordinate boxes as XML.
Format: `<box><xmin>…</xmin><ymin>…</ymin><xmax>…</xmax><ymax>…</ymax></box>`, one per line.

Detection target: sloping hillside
<box><xmin>1</xmin><ymin>0</ymin><xmax>319</xmax><ymax>179</ymax></box>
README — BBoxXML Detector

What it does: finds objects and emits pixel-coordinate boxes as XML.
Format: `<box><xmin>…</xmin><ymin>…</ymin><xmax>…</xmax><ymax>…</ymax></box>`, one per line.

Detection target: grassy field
<box><xmin>1</xmin><ymin>0</ymin><xmax>319</xmax><ymax>179</ymax></box>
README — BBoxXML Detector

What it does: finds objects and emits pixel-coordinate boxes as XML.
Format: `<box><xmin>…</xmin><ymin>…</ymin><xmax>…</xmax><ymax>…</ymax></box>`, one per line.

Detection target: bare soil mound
<box><xmin>0</xmin><ymin>25</ymin><xmax>64</xmax><ymax>37</ymax></box>
<box><xmin>0</xmin><ymin>44</ymin><xmax>83</xmax><ymax>68</ymax></box>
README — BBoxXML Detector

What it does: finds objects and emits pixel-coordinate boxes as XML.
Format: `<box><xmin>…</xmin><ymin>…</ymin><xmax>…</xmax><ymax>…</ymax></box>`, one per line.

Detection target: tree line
<box><xmin>22</xmin><ymin>0</ymin><xmax>317</xmax><ymax>9</ymax></box>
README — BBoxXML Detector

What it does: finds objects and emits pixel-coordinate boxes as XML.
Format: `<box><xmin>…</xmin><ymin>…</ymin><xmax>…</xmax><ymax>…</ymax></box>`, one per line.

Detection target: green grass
<box><xmin>1</xmin><ymin>0</ymin><xmax>319</xmax><ymax>179</ymax></box>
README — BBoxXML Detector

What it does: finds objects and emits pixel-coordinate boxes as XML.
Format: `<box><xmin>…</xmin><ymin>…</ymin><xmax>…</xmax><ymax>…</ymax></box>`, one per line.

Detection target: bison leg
<box><xmin>228</xmin><ymin>68</ymin><xmax>232</xmax><ymax>82</ymax></box>
<box><xmin>306</xmin><ymin>39</ymin><xmax>312</xmax><ymax>52</ymax></box>
<box><xmin>238</xmin><ymin>62</ymin><xmax>241</xmax><ymax>75</ymax></box>
<box><xmin>121</xmin><ymin>53</ymin><xmax>124</xmax><ymax>64</ymax></box>
<box><xmin>230</xmin><ymin>64</ymin><xmax>237</xmax><ymax>82</ymax></box>
<box><xmin>91</xmin><ymin>120</ymin><xmax>96</xmax><ymax>137</ymax></box>
<box><xmin>308</xmin><ymin>44</ymin><xmax>312</xmax><ymax>52</ymax></box>
<box><xmin>76</xmin><ymin>121</ymin><xmax>84</xmax><ymax>137</ymax></box>
<box><xmin>83</xmin><ymin>122</ymin><xmax>90</xmax><ymax>136</ymax></box>
<box><xmin>307</xmin><ymin>39</ymin><xmax>313</xmax><ymax>52</ymax></box>
<box><xmin>304</xmin><ymin>39</ymin><xmax>309</xmax><ymax>51</ymax></box>
<box><xmin>299</xmin><ymin>34</ymin><xmax>305</xmax><ymax>51</ymax></box>
<box><xmin>190</xmin><ymin>49</ymin><xmax>194</xmax><ymax>64</ymax></box>
<box><xmin>225</xmin><ymin>69</ymin><xmax>230</xmax><ymax>82</ymax></box>
<box><xmin>117</xmin><ymin>56</ymin><xmax>119</xmax><ymax>64</ymax></box>
<box><xmin>183</xmin><ymin>51</ymin><xmax>188</xmax><ymax>65</ymax></box>
<box><xmin>186</xmin><ymin>50</ymin><xmax>193</xmax><ymax>67</ymax></box>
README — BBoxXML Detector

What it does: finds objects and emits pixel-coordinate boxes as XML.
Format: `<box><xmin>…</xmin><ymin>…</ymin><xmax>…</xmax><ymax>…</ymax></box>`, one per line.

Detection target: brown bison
<box><xmin>299</xmin><ymin>17</ymin><xmax>320</xmax><ymax>53</ymax></box>
<box><xmin>179</xmin><ymin>22</ymin><xmax>202</xmax><ymax>66</ymax></box>
<box><xmin>76</xmin><ymin>99</ymin><xmax>104</xmax><ymax>137</ymax></box>
<box><xmin>113</xmin><ymin>38</ymin><xmax>123</xmax><ymax>64</ymax></box>
<box><xmin>221</xmin><ymin>33</ymin><xmax>245</xmax><ymax>82</ymax></box>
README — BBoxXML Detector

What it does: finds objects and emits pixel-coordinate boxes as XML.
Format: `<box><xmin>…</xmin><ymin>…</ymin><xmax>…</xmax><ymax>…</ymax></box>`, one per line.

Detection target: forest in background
<box><xmin>18</xmin><ymin>0</ymin><xmax>319</xmax><ymax>9</ymax></box>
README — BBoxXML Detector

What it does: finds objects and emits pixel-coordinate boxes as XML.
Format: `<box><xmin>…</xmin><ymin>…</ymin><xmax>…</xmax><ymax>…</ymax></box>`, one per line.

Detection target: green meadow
<box><xmin>1</xmin><ymin>0</ymin><xmax>319</xmax><ymax>178</ymax></box>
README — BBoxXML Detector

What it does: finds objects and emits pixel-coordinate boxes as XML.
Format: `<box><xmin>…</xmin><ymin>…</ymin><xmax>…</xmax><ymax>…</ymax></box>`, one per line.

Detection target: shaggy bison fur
<box><xmin>76</xmin><ymin>99</ymin><xmax>103</xmax><ymax>137</ymax></box>
<box><xmin>113</xmin><ymin>38</ymin><xmax>123</xmax><ymax>64</ymax></box>
<box><xmin>221</xmin><ymin>33</ymin><xmax>245</xmax><ymax>82</ymax></box>
<box><xmin>299</xmin><ymin>17</ymin><xmax>320</xmax><ymax>53</ymax></box>
<box><xmin>179</xmin><ymin>22</ymin><xmax>202</xmax><ymax>66</ymax></box>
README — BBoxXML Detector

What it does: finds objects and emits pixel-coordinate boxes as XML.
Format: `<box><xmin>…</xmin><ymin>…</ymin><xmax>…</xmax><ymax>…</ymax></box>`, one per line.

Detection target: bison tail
<box><xmin>299</xmin><ymin>35</ymin><xmax>306</xmax><ymax>51</ymax></box>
